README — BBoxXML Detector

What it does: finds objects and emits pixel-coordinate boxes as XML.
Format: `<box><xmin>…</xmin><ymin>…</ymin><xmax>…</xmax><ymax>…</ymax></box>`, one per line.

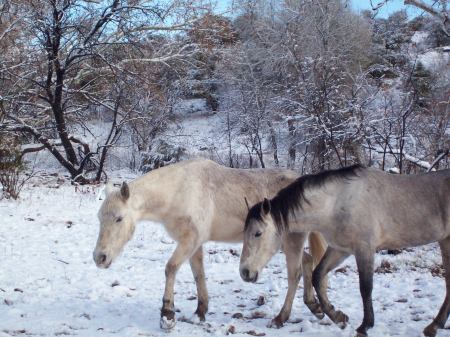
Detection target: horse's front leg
<box><xmin>269</xmin><ymin>233</ymin><xmax>306</xmax><ymax>328</ymax></box>
<box><xmin>312</xmin><ymin>246</ymin><xmax>350</xmax><ymax>328</ymax></box>
<box><xmin>354</xmin><ymin>248</ymin><xmax>375</xmax><ymax>336</ymax></box>
<box><xmin>189</xmin><ymin>245</ymin><xmax>208</xmax><ymax>321</ymax></box>
<box><xmin>161</xmin><ymin>235</ymin><xmax>199</xmax><ymax>330</ymax></box>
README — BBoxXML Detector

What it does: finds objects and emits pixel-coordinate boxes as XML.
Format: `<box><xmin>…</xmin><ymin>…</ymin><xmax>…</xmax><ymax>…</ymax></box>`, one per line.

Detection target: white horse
<box><xmin>240</xmin><ymin>165</ymin><xmax>450</xmax><ymax>337</ymax></box>
<box><xmin>93</xmin><ymin>158</ymin><xmax>327</xmax><ymax>329</ymax></box>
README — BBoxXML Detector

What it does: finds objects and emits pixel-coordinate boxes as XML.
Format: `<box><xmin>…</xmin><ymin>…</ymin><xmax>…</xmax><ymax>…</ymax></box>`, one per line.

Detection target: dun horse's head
<box><xmin>240</xmin><ymin>198</ymin><xmax>281</xmax><ymax>283</ymax></box>
<box><xmin>93</xmin><ymin>182</ymin><xmax>136</xmax><ymax>269</ymax></box>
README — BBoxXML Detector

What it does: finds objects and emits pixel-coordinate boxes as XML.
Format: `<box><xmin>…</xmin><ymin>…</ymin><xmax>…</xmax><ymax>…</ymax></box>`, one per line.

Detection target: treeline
<box><xmin>207</xmin><ymin>1</ymin><xmax>449</xmax><ymax>173</ymax></box>
<box><xmin>0</xmin><ymin>0</ymin><xmax>448</xmax><ymax>194</ymax></box>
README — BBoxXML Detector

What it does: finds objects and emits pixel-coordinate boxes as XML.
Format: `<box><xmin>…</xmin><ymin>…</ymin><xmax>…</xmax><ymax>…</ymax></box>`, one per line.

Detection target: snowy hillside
<box><xmin>138</xmin><ymin>25</ymin><xmax>450</xmax><ymax>172</ymax></box>
<box><xmin>0</xmin><ymin>177</ymin><xmax>448</xmax><ymax>337</ymax></box>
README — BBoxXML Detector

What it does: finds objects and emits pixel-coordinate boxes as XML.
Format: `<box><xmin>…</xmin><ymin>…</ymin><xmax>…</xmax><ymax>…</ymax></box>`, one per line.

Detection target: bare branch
<box><xmin>0</xmin><ymin>17</ymin><xmax>21</xmax><ymax>41</ymax></box>
<box><xmin>404</xmin><ymin>0</ymin><xmax>446</xmax><ymax>19</ymax></box>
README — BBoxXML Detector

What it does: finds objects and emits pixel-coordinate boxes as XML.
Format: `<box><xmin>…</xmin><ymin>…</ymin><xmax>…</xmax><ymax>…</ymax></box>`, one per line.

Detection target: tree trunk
<box><xmin>287</xmin><ymin>119</ymin><xmax>296</xmax><ymax>169</ymax></box>
<box><xmin>316</xmin><ymin>137</ymin><xmax>327</xmax><ymax>171</ymax></box>
<box><xmin>52</xmin><ymin>70</ymin><xmax>78</xmax><ymax>166</ymax></box>
<box><xmin>267</xmin><ymin>121</ymin><xmax>278</xmax><ymax>167</ymax></box>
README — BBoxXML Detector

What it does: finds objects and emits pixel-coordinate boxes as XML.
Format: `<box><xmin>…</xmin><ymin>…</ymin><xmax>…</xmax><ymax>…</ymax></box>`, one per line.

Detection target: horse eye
<box><xmin>255</xmin><ymin>231</ymin><xmax>262</xmax><ymax>238</ymax></box>
<box><xmin>116</xmin><ymin>217</ymin><xmax>123</xmax><ymax>223</ymax></box>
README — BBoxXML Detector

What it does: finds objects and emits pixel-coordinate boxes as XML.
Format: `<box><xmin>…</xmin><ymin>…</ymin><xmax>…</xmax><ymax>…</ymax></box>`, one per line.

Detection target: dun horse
<box><xmin>92</xmin><ymin>159</ymin><xmax>327</xmax><ymax>329</ymax></box>
<box><xmin>240</xmin><ymin>165</ymin><xmax>450</xmax><ymax>337</ymax></box>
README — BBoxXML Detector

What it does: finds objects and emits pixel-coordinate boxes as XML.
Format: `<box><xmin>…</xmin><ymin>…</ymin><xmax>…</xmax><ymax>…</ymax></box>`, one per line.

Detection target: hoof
<box><xmin>423</xmin><ymin>324</ymin><xmax>438</xmax><ymax>337</ymax></box>
<box><xmin>160</xmin><ymin>309</ymin><xmax>176</xmax><ymax>330</ymax></box>
<box><xmin>305</xmin><ymin>300</ymin><xmax>325</xmax><ymax>320</ymax></box>
<box><xmin>194</xmin><ymin>309</ymin><xmax>206</xmax><ymax>322</ymax></box>
<box><xmin>356</xmin><ymin>326</ymin><xmax>368</xmax><ymax>337</ymax></box>
<box><xmin>160</xmin><ymin>316</ymin><xmax>176</xmax><ymax>330</ymax></box>
<box><xmin>268</xmin><ymin>315</ymin><xmax>284</xmax><ymax>329</ymax></box>
<box><xmin>333</xmin><ymin>310</ymin><xmax>349</xmax><ymax>329</ymax></box>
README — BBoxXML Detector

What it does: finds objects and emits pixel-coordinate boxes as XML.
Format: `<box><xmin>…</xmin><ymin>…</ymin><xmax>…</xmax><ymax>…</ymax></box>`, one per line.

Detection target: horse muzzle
<box><xmin>240</xmin><ymin>267</ymin><xmax>258</xmax><ymax>283</ymax></box>
<box><xmin>93</xmin><ymin>251</ymin><xmax>112</xmax><ymax>269</ymax></box>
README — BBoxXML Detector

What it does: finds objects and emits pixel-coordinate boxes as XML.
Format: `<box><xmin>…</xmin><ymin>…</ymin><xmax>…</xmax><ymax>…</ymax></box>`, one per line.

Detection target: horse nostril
<box><xmin>242</xmin><ymin>268</ymin><xmax>250</xmax><ymax>280</ymax></box>
<box><xmin>98</xmin><ymin>253</ymin><xmax>107</xmax><ymax>264</ymax></box>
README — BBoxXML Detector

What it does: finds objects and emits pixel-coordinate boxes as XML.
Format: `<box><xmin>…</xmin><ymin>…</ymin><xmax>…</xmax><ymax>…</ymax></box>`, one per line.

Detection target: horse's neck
<box><xmin>129</xmin><ymin>174</ymin><xmax>169</xmax><ymax>224</ymax></box>
<box><xmin>289</xmin><ymin>187</ymin><xmax>335</xmax><ymax>232</ymax></box>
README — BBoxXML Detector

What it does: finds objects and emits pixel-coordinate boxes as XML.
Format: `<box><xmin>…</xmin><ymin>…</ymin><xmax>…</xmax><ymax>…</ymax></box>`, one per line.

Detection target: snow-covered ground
<box><xmin>1</xmin><ymin>175</ymin><xmax>449</xmax><ymax>337</ymax></box>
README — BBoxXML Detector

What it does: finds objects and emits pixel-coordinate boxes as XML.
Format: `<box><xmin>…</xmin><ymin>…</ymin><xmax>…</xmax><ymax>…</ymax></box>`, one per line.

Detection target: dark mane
<box><xmin>244</xmin><ymin>202</ymin><xmax>264</xmax><ymax>231</ymax></box>
<box><xmin>270</xmin><ymin>164</ymin><xmax>364</xmax><ymax>233</ymax></box>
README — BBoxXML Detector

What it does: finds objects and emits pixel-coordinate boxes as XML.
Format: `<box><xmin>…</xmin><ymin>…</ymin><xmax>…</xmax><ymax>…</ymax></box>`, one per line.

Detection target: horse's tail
<box><xmin>308</xmin><ymin>231</ymin><xmax>327</xmax><ymax>268</ymax></box>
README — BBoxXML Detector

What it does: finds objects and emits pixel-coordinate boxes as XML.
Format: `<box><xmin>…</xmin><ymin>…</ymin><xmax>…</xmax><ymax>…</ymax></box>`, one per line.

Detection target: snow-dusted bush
<box><xmin>0</xmin><ymin>136</ymin><xmax>27</xmax><ymax>199</ymax></box>
<box><xmin>139</xmin><ymin>140</ymin><xmax>187</xmax><ymax>172</ymax></box>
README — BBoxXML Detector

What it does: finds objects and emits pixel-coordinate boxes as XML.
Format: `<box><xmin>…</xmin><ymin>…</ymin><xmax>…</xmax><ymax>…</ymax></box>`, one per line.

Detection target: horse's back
<box><xmin>136</xmin><ymin>158</ymin><xmax>299</xmax><ymax>242</ymax></box>
<box><xmin>346</xmin><ymin>168</ymin><xmax>450</xmax><ymax>248</ymax></box>
<box><xmin>198</xmin><ymin>163</ymin><xmax>298</xmax><ymax>242</ymax></box>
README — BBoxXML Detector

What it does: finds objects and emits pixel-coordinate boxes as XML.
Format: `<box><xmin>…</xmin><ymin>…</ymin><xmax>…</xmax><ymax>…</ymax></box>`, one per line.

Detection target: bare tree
<box><xmin>0</xmin><ymin>0</ymin><xmax>203</xmax><ymax>183</ymax></box>
<box><xmin>371</xmin><ymin>0</ymin><xmax>449</xmax><ymax>36</ymax></box>
<box><xmin>217</xmin><ymin>42</ymin><xmax>277</xmax><ymax>168</ymax></box>
<box><xmin>271</xmin><ymin>0</ymin><xmax>371</xmax><ymax>171</ymax></box>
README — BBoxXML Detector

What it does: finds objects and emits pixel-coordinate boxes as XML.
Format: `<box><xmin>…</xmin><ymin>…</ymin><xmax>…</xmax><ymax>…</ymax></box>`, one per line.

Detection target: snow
<box><xmin>1</xmin><ymin>177</ymin><xmax>449</xmax><ymax>337</ymax></box>
<box><xmin>411</xmin><ymin>31</ymin><xmax>428</xmax><ymax>45</ymax></box>
<box><xmin>167</xmin><ymin>114</ymin><xmax>224</xmax><ymax>152</ymax></box>
<box><xmin>172</xmin><ymin>99</ymin><xmax>211</xmax><ymax>117</ymax></box>
<box><xmin>417</xmin><ymin>49</ymin><xmax>450</xmax><ymax>72</ymax></box>
<box><xmin>162</xmin><ymin>113</ymin><xmax>255</xmax><ymax>163</ymax></box>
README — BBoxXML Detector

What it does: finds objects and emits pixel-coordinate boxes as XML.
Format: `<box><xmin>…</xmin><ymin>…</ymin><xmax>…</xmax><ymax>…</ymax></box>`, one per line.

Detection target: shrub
<box><xmin>0</xmin><ymin>135</ymin><xmax>26</xmax><ymax>199</ymax></box>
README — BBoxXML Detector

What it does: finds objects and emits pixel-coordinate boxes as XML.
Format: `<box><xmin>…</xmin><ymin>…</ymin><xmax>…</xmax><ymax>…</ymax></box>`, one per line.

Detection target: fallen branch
<box><xmin>363</xmin><ymin>145</ymin><xmax>435</xmax><ymax>170</ymax></box>
<box><xmin>55</xmin><ymin>258</ymin><xmax>69</xmax><ymax>265</ymax></box>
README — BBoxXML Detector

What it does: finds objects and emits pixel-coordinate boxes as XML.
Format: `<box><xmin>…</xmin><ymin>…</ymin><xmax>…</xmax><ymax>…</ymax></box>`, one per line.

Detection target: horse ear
<box><xmin>120</xmin><ymin>182</ymin><xmax>130</xmax><ymax>201</ymax></box>
<box><xmin>244</xmin><ymin>197</ymin><xmax>250</xmax><ymax>211</ymax></box>
<box><xmin>261</xmin><ymin>198</ymin><xmax>271</xmax><ymax>215</ymax></box>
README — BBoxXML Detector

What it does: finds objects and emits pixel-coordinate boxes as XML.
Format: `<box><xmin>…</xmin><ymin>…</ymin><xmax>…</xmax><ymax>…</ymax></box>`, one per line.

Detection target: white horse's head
<box><xmin>239</xmin><ymin>198</ymin><xmax>281</xmax><ymax>283</ymax></box>
<box><xmin>93</xmin><ymin>182</ymin><xmax>136</xmax><ymax>268</ymax></box>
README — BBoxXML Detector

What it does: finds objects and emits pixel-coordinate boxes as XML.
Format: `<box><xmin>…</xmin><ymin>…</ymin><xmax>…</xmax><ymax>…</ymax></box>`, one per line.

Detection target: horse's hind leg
<box><xmin>189</xmin><ymin>245</ymin><xmax>208</xmax><ymax>321</ymax></box>
<box><xmin>424</xmin><ymin>237</ymin><xmax>450</xmax><ymax>337</ymax></box>
<box><xmin>354</xmin><ymin>248</ymin><xmax>375</xmax><ymax>337</ymax></box>
<box><xmin>302</xmin><ymin>251</ymin><xmax>325</xmax><ymax>319</ymax></box>
<box><xmin>270</xmin><ymin>233</ymin><xmax>307</xmax><ymax>328</ymax></box>
<box><xmin>312</xmin><ymin>246</ymin><xmax>350</xmax><ymax>328</ymax></box>
<box><xmin>304</xmin><ymin>232</ymin><xmax>327</xmax><ymax>319</ymax></box>
<box><xmin>161</xmin><ymin>235</ymin><xmax>199</xmax><ymax>330</ymax></box>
